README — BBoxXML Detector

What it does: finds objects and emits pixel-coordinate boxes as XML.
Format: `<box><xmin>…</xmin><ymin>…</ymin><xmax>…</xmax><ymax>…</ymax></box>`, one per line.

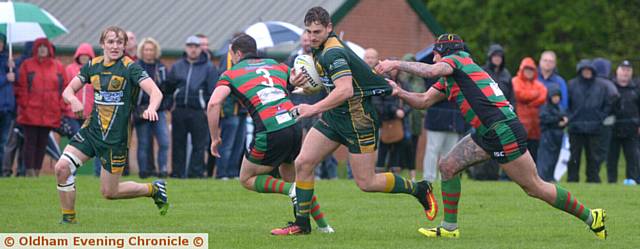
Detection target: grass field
<box><xmin>1</xmin><ymin>176</ymin><xmax>638</xmax><ymax>249</ymax></box>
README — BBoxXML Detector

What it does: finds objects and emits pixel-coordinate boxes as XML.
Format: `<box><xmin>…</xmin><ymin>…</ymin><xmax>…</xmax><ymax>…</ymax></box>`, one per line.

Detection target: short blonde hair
<box><xmin>100</xmin><ymin>26</ymin><xmax>127</xmax><ymax>45</ymax></box>
<box><xmin>137</xmin><ymin>37</ymin><xmax>162</xmax><ymax>59</ymax></box>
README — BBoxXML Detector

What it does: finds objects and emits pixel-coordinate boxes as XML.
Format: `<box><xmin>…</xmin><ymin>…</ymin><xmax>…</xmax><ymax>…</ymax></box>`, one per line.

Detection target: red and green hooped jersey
<box><xmin>432</xmin><ymin>51</ymin><xmax>517</xmax><ymax>135</ymax></box>
<box><xmin>216</xmin><ymin>58</ymin><xmax>295</xmax><ymax>134</ymax></box>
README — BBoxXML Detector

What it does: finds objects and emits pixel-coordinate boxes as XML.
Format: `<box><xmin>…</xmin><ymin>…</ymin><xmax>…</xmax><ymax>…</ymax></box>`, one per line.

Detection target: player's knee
<box><xmin>100</xmin><ymin>187</ymin><xmax>118</xmax><ymax>200</ymax></box>
<box><xmin>54</xmin><ymin>162</ymin><xmax>71</xmax><ymax>181</ymax></box>
<box><xmin>294</xmin><ymin>156</ymin><xmax>315</xmax><ymax>172</ymax></box>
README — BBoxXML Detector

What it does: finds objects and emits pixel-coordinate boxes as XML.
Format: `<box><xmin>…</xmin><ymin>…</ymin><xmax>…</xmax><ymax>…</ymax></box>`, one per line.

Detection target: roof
<box><xmin>16</xmin><ymin>0</ymin><xmax>346</xmax><ymax>53</ymax></box>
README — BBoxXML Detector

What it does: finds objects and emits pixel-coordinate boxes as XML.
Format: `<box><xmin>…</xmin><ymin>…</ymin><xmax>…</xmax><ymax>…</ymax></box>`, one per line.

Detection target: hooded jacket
<box><xmin>612</xmin><ymin>79</ymin><xmax>640</xmax><ymax>137</ymax></box>
<box><xmin>512</xmin><ymin>57</ymin><xmax>547</xmax><ymax>140</ymax></box>
<box><xmin>64</xmin><ymin>43</ymin><xmax>95</xmax><ymax>118</ymax></box>
<box><xmin>567</xmin><ymin>59</ymin><xmax>611</xmax><ymax>134</ymax></box>
<box><xmin>15</xmin><ymin>38</ymin><xmax>67</xmax><ymax>128</ymax></box>
<box><xmin>481</xmin><ymin>44</ymin><xmax>515</xmax><ymax>107</ymax></box>
<box><xmin>165</xmin><ymin>52</ymin><xmax>218</xmax><ymax>110</ymax></box>
<box><xmin>0</xmin><ymin>33</ymin><xmax>16</xmax><ymax>113</ymax></box>
<box><xmin>539</xmin><ymin>86</ymin><xmax>566</xmax><ymax>131</ymax></box>
<box><xmin>592</xmin><ymin>57</ymin><xmax>619</xmax><ymax>121</ymax></box>
<box><xmin>136</xmin><ymin>59</ymin><xmax>169</xmax><ymax>111</ymax></box>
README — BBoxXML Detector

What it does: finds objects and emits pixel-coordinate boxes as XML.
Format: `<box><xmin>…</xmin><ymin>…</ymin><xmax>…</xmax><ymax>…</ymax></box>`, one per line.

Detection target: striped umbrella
<box><xmin>0</xmin><ymin>1</ymin><xmax>68</xmax><ymax>70</ymax></box>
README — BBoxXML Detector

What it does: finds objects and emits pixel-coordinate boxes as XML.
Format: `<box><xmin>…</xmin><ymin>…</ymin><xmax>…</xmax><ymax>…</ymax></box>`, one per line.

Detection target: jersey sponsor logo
<box><xmin>489</xmin><ymin>82</ymin><xmax>504</xmax><ymax>96</ymax></box>
<box><xmin>95</xmin><ymin>91</ymin><xmax>125</xmax><ymax>105</ymax></box>
<box><xmin>275</xmin><ymin>106</ymin><xmax>293</xmax><ymax>124</ymax></box>
<box><xmin>330</xmin><ymin>58</ymin><xmax>348</xmax><ymax>71</ymax></box>
<box><xmin>256</xmin><ymin>87</ymin><xmax>286</xmax><ymax>105</ymax></box>
<box><xmin>319</xmin><ymin>76</ymin><xmax>332</xmax><ymax>87</ymax></box>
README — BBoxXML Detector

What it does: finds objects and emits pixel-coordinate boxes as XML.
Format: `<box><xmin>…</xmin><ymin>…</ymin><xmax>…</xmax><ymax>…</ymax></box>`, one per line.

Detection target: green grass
<box><xmin>1</xmin><ymin>176</ymin><xmax>638</xmax><ymax>249</ymax></box>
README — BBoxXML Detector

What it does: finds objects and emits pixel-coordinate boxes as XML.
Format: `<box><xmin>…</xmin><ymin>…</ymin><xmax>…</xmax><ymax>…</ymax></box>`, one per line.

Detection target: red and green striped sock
<box><xmin>253</xmin><ymin>175</ymin><xmax>291</xmax><ymax>194</ymax></box>
<box><xmin>442</xmin><ymin>175</ymin><xmax>461</xmax><ymax>224</ymax></box>
<box><xmin>553</xmin><ymin>185</ymin><xmax>591</xmax><ymax>224</ymax></box>
<box><xmin>310</xmin><ymin>195</ymin><xmax>328</xmax><ymax>228</ymax></box>
<box><xmin>381</xmin><ymin>173</ymin><xmax>417</xmax><ymax>194</ymax></box>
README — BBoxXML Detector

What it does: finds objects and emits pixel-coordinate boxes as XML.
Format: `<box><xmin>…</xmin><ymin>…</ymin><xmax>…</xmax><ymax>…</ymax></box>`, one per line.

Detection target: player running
<box><xmin>376</xmin><ymin>34</ymin><xmax>606</xmax><ymax>239</ymax></box>
<box><xmin>54</xmin><ymin>26</ymin><xmax>168</xmax><ymax>224</ymax></box>
<box><xmin>271</xmin><ymin>6</ymin><xmax>437</xmax><ymax>235</ymax></box>
<box><xmin>206</xmin><ymin>34</ymin><xmax>333</xmax><ymax>234</ymax></box>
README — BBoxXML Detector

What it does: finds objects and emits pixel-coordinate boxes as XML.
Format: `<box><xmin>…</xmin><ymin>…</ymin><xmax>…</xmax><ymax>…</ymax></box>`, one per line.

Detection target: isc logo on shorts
<box><xmin>493</xmin><ymin>151</ymin><xmax>505</xmax><ymax>157</ymax></box>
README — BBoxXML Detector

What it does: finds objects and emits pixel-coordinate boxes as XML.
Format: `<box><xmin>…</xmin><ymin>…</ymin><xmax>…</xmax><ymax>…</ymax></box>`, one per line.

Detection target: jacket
<box><xmin>538</xmin><ymin>69</ymin><xmax>568</xmax><ymax>111</ymax></box>
<box><xmin>424</xmin><ymin>77</ymin><xmax>466</xmax><ymax>133</ymax></box>
<box><xmin>592</xmin><ymin>57</ymin><xmax>619</xmax><ymax>120</ymax></box>
<box><xmin>165</xmin><ymin>52</ymin><xmax>218</xmax><ymax>110</ymax></box>
<box><xmin>0</xmin><ymin>33</ymin><xmax>16</xmax><ymax>113</ymax></box>
<box><xmin>567</xmin><ymin>59</ymin><xmax>611</xmax><ymax>134</ymax></box>
<box><xmin>15</xmin><ymin>38</ymin><xmax>67</xmax><ymax>128</ymax></box>
<box><xmin>64</xmin><ymin>43</ymin><xmax>95</xmax><ymax>118</ymax></box>
<box><xmin>539</xmin><ymin>87</ymin><xmax>566</xmax><ymax>131</ymax></box>
<box><xmin>612</xmin><ymin>80</ymin><xmax>640</xmax><ymax>137</ymax></box>
<box><xmin>512</xmin><ymin>57</ymin><xmax>547</xmax><ymax>139</ymax></box>
<box><xmin>481</xmin><ymin>44</ymin><xmax>515</xmax><ymax>108</ymax></box>
<box><xmin>136</xmin><ymin>60</ymin><xmax>170</xmax><ymax>111</ymax></box>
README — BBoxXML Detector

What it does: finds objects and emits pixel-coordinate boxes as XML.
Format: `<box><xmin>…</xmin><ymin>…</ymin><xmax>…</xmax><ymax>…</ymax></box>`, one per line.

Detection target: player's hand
<box><xmin>375</xmin><ymin>60</ymin><xmax>400</xmax><ymax>75</ymax></box>
<box><xmin>6</xmin><ymin>72</ymin><xmax>15</xmax><ymax>82</ymax></box>
<box><xmin>291</xmin><ymin>104</ymin><xmax>317</xmax><ymax>120</ymax></box>
<box><xmin>289</xmin><ymin>68</ymin><xmax>306</xmax><ymax>87</ymax></box>
<box><xmin>386</xmin><ymin>78</ymin><xmax>401</xmax><ymax>96</ymax></box>
<box><xmin>396</xmin><ymin>109</ymin><xmax>405</xmax><ymax>119</ymax></box>
<box><xmin>210</xmin><ymin>137</ymin><xmax>221</xmax><ymax>157</ymax></box>
<box><xmin>71</xmin><ymin>100</ymin><xmax>84</xmax><ymax>119</ymax></box>
<box><xmin>142</xmin><ymin>108</ymin><xmax>158</xmax><ymax>121</ymax></box>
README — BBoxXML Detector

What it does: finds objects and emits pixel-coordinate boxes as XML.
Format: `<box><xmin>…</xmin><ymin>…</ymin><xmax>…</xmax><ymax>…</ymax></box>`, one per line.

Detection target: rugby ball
<box><xmin>293</xmin><ymin>54</ymin><xmax>323</xmax><ymax>94</ymax></box>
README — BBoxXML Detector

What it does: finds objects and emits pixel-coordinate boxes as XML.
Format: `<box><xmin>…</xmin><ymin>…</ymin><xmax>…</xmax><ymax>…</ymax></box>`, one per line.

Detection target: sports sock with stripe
<box><xmin>441</xmin><ymin>174</ymin><xmax>461</xmax><ymax>228</ymax></box>
<box><xmin>381</xmin><ymin>173</ymin><xmax>417</xmax><ymax>194</ymax></box>
<box><xmin>553</xmin><ymin>185</ymin><xmax>592</xmax><ymax>225</ymax></box>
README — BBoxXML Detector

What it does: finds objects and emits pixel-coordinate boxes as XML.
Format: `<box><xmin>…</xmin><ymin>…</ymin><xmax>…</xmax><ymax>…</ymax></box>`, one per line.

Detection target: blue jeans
<box><xmin>0</xmin><ymin>111</ymin><xmax>15</xmax><ymax>176</ymax></box>
<box><xmin>315</xmin><ymin>155</ymin><xmax>338</xmax><ymax>179</ymax></box>
<box><xmin>135</xmin><ymin>111</ymin><xmax>170</xmax><ymax>176</ymax></box>
<box><xmin>216</xmin><ymin>116</ymin><xmax>241</xmax><ymax>178</ymax></box>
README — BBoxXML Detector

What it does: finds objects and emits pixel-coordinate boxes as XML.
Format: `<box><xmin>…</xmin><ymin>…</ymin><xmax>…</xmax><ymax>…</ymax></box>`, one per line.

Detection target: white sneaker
<box><xmin>317</xmin><ymin>225</ymin><xmax>335</xmax><ymax>233</ymax></box>
<box><xmin>288</xmin><ymin>182</ymin><xmax>297</xmax><ymax>199</ymax></box>
<box><xmin>623</xmin><ymin>179</ymin><xmax>637</xmax><ymax>186</ymax></box>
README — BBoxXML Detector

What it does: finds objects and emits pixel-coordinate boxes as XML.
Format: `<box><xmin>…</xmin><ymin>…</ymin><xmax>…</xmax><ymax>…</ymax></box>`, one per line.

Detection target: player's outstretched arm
<box><xmin>62</xmin><ymin>76</ymin><xmax>86</xmax><ymax>119</ymax></box>
<box><xmin>396</xmin><ymin>86</ymin><xmax>446</xmax><ymax>109</ymax></box>
<box><xmin>376</xmin><ymin>60</ymin><xmax>453</xmax><ymax>78</ymax></box>
<box><xmin>140</xmin><ymin>78</ymin><xmax>163</xmax><ymax>121</ymax></box>
<box><xmin>206</xmin><ymin>86</ymin><xmax>231</xmax><ymax>157</ymax></box>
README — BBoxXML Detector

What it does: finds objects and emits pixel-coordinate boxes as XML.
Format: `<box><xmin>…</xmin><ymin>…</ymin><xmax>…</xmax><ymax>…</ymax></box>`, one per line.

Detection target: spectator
<box><xmin>567</xmin><ymin>59</ymin><xmax>611</xmax><ymax>183</ymax></box>
<box><xmin>482</xmin><ymin>44</ymin><xmax>515</xmax><ymax>106</ymax></box>
<box><xmin>512</xmin><ymin>57</ymin><xmax>547</xmax><ymax>161</ymax></box>
<box><xmin>165</xmin><ymin>35</ymin><xmax>218</xmax><ymax>178</ymax></box>
<box><xmin>14</xmin><ymin>38</ymin><xmax>67</xmax><ymax>177</ymax></box>
<box><xmin>396</xmin><ymin>53</ymin><xmax>425</xmax><ymax>181</ymax></box>
<box><xmin>364</xmin><ymin>48</ymin><xmax>378</xmax><ymax>68</ymax></box>
<box><xmin>537</xmin><ymin>86</ymin><xmax>567</xmax><ymax>182</ymax></box>
<box><xmin>593</xmin><ymin>58</ymin><xmax>619</xmax><ymax>177</ymax></box>
<box><xmin>0</xmin><ymin>33</ymin><xmax>16</xmax><ymax>177</ymax></box>
<box><xmin>607</xmin><ymin>60</ymin><xmax>639</xmax><ymax>185</ymax></box>
<box><xmin>1</xmin><ymin>41</ymin><xmax>32</xmax><ymax>177</ymax></box>
<box><xmin>474</xmin><ymin>43</ymin><xmax>514</xmax><ymax>180</ymax></box>
<box><xmin>538</xmin><ymin>51</ymin><xmax>568</xmax><ymax>110</ymax></box>
<box><xmin>196</xmin><ymin>34</ymin><xmax>213</xmax><ymax>61</ymax></box>
<box><xmin>125</xmin><ymin>31</ymin><xmax>137</xmax><ymax>61</ymax></box>
<box><xmin>373</xmin><ymin>65</ymin><xmax>410</xmax><ymax>174</ymax></box>
<box><xmin>135</xmin><ymin>37</ymin><xmax>170</xmax><ymax>178</ymax></box>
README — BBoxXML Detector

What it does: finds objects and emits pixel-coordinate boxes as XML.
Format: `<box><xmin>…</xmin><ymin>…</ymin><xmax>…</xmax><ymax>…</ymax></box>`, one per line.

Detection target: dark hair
<box><xmin>304</xmin><ymin>6</ymin><xmax>331</xmax><ymax>26</ymax></box>
<box><xmin>195</xmin><ymin>33</ymin><xmax>207</xmax><ymax>39</ymax></box>
<box><xmin>99</xmin><ymin>26</ymin><xmax>128</xmax><ymax>46</ymax></box>
<box><xmin>231</xmin><ymin>34</ymin><xmax>257</xmax><ymax>58</ymax></box>
<box><xmin>433</xmin><ymin>33</ymin><xmax>465</xmax><ymax>56</ymax></box>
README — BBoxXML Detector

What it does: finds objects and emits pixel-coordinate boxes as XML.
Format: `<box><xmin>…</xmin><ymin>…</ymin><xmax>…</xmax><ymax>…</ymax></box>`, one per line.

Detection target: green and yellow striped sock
<box><xmin>553</xmin><ymin>185</ymin><xmax>591</xmax><ymax>224</ymax></box>
<box><xmin>382</xmin><ymin>172</ymin><xmax>417</xmax><ymax>194</ymax></box>
<box><xmin>295</xmin><ymin>181</ymin><xmax>315</xmax><ymax>223</ymax></box>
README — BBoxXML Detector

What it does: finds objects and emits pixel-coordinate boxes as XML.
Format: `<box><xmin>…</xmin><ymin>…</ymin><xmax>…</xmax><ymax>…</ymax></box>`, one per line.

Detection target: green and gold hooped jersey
<box><xmin>77</xmin><ymin>56</ymin><xmax>149</xmax><ymax>145</ymax></box>
<box><xmin>312</xmin><ymin>32</ymin><xmax>392</xmax><ymax>114</ymax></box>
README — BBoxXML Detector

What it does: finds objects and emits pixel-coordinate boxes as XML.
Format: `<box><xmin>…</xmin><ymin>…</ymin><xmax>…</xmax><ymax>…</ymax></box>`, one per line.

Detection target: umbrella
<box><xmin>0</xmin><ymin>1</ymin><xmax>69</xmax><ymax>71</ymax></box>
<box><xmin>344</xmin><ymin>41</ymin><xmax>365</xmax><ymax>59</ymax></box>
<box><xmin>244</xmin><ymin>21</ymin><xmax>303</xmax><ymax>50</ymax></box>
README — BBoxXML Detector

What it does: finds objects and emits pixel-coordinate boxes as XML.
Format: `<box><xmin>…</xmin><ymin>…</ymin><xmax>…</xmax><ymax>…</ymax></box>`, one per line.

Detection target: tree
<box><xmin>426</xmin><ymin>0</ymin><xmax>640</xmax><ymax>78</ymax></box>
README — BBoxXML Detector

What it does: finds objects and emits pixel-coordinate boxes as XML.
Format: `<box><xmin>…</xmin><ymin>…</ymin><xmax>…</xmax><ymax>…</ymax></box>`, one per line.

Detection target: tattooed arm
<box><xmin>376</xmin><ymin>60</ymin><xmax>453</xmax><ymax>78</ymax></box>
<box><xmin>391</xmin><ymin>81</ymin><xmax>446</xmax><ymax>109</ymax></box>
